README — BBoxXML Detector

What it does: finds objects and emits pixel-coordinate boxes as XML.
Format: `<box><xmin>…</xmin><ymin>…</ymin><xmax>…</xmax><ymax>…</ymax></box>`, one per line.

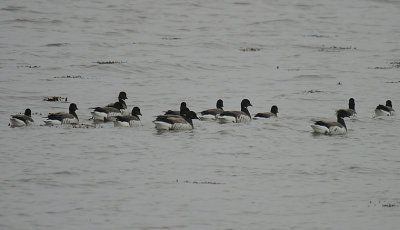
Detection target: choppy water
<box><xmin>1</xmin><ymin>0</ymin><xmax>400</xmax><ymax>229</ymax></box>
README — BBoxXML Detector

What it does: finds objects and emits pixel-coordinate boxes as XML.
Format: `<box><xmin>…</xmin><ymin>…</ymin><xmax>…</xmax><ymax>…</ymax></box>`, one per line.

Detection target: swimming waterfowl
<box><xmin>374</xmin><ymin>100</ymin><xmax>395</xmax><ymax>117</ymax></box>
<box><xmin>44</xmin><ymin>103</ymin><xmax>79</xmax><ymax>125</ymax></box>
<box><xmin>9</xmin><ymin>108</ymin><xmax>34</xmax><ymax>127</ymax></box>
<box><xmin>218</xmin><ymin>99</ymin><xmax>252</xmax><ymax>123</ymax></box>
<box><xmin>337</xmin><ymin>98</ymin><xmax>356</xmax><ymax>118</ymax></box>
<box><xmin>154</xmin><ymin>110</ymin><xmax>199</xmax><ymax>130</ymax></box>
<box><xmin>254</xmin><ymin>105</ymin><xmax>278</xmax><ymax>119</ymax></box>
<box><xmin>199</xmin><ymin>99</ymin><xmax>224</xmax><ymax>120</ymax></box>
<box><xmin>311</xmin><ymin>110</ymin><xmax>348</xmax><ymax>135</ymax></box>
<box><xmin>114</xmin><ymin>107</ymin><xmax>142</xmax><ymax>127</ymax></box>
<box><xmin>164</xmin><ymin>102</ymin><xmax>187</xmax><ymax>116</ymax></box>
<box><xmin>90</xmin><ymin>102</ymin><xmax>124</xmax><ymax>121</ymax></box>
<box><xmin>107</xmin><ymin>91</ymin><xmax>128</xmax><ymax>109</ymax></box>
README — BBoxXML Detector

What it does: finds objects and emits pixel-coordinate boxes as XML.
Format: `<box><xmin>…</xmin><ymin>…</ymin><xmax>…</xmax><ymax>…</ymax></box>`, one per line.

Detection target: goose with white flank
<box><xmin>44</xmin><ymin>103</ymin><xmax>79</xmax><ymax>125</ymax></box>
<box><xmin>9</xmin><ymin>108</ymin><xmax>34</xmax><ymax>127</ymax></box>
<box><xmin>337</xmin><ymin>98</ymin><xmax>356</xmax><ymax>118</ymax></box>
<box><xmin>374</xmin><ymin>100</ymin><xmax>395</xmax><ymax>117</ymax></box>
<box><xmin>199</xmin><ymin>99</ymin><xmax>224</xmax><ymax>120</ymax></box>
<box><xmin>154</xmin><ymin>109</ymin><xmax>199</xmax><ymax>130</ymax></box>
<box><xmin>90</xmin><ymin>101</ymin><xmax>124</xmax><ymax>121</ymax></box>
<box><xmin>311</xmin><ymin>110</ymin><xmax>349</xmax><ymax>135</ymax></box>
<box><xmin>107</xmin><ymin>91</ymin><xmax>128</xmax><ymax>110</ymax></box>
<box><xmin>218</xmin><ymin>99</ymin><xmax>252</xmax><ymax>123</ymax></box>
<box><xmin>254</xmin><ymin>105</ymin><xmax>278</xmax><ymax>119</ymax></box>
<box><xmin>114</xmin><ymin>107</ymin><xmax>142</xmax><ymax>127</ymax></box>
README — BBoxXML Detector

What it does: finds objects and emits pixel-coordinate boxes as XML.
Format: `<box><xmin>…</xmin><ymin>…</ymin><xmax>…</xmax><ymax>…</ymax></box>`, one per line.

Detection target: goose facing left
<box><xmin>44</xmin><ymin>103</ymin><xmax>79</xmax><ymax>125</ymax></box>
<box><xmin>10</xmin><ymin>108</ymin><xmax>34</xmax><ymax>127</ymax></box>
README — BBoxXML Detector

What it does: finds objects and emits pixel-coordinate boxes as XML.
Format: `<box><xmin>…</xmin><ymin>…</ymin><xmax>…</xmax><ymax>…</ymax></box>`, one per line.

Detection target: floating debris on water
<box><xmin>385</xmin><ymin>80</ymin><xmax>400</xmax><ymax>84</ymax></box>
<box><xmin>43</xmin><ymin>96</ymin><xmax>68</xmax><ymax>102</ymax></box>
<box><xmin>368</xmin><ymin>200</ymin><xmax>400</xmax><ymax>208</ymax></box>
<box><xmin>96</xmin><ymin>61</ymin><xmax>127</xmax><ymax>64</ymax></box>
<box><xmin>176</xmin><ymin>179</ymin><xmax>224</xmax><ymax>185</ymax></box>
<box><xmin>306</xmin><ymin>34</ymin><xmax>330</xmax><ymax>38</ymax></box>
<box><xmin>53</xmin><ymin>75</ymin><xmax>83</xmax><ymax>79</ymax></box>
<box><xmin>240</xmin><ymin>47</ymin><xmax>261</xmax><ymax>52</ymax></box>
<box><xmin>370</xmin><ymin>61</ymin><xmax>400</xmax><ymax>70</ymax></box>
<box><xmin>162</xmin><ymin>37</ymin><xmax>181</xmax><ymax>40</ymax></box>
<box><xmin>305</xmin><ymin>89</ymin><xmax>323</xmax><ymax>94</ymax></box>
<box><xmin>17</xmin><ymin>65</ymin><xmax>40</xmax><ymax>68</ymax></box>
<box><xmin>319</xmin><ymin>45</ymin><xmax>356</xmax><ymax>52</ymax></box>
<box><xmin>72</xmin><ymin>123</ymin><xmax>99</xmax><ymax>129</ymax></box>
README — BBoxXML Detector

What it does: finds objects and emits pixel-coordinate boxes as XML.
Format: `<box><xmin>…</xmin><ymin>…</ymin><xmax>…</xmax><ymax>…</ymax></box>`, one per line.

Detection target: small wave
<box><xmin>294</xmin><ymin>74</ymin><xmax>322</xmax><ymax>80</ymax></box>
<box><xmin>53</xmin><ymin>171</ymin><xmax>76</xmax><ymax>175</ymax></box>
<box><xmin>8</xmin><ymin>18</ymin><xmax>61</xmax><ymax>24</ymax></box>
<box><xmin>1</xmin><ymin>6</ymin><xmax>26</xmax><ymax>11</ymax></box>
<box><xmin>233</xmin><ymin>2</ymin><xmax>251</xmax><ymax>5</ymax></box>
<box><xmin>45</xmin><ymin>43</ymin><xmax>69</xmax><ymax>47</ymax></box>
<box><xmin>248</xmin><ymin>18</ymin><xmax>298</xmax><ymax>26</ymax></box>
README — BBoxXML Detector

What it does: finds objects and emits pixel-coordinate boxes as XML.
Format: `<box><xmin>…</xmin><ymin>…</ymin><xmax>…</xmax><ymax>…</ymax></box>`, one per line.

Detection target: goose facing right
<box><xmin>107</xmin><ymin>91</ymin><xmax>128</xmax><ymax>110</ymax></box>
<box><xmin>10</xmin><ymin>108</ymin><xmax>34</xmax><ymax>127</ymax></box>
<box><xmin>218</xmin><ymin>99</ymin><xmax>252</xmax><ymax>123</ymax></box>
<box><xmin>199</xmin><ymin>99</ymin><xmax>224</xmax><ymax>120</ymax></box>
<box><xmin>254</xmin><ymin>105</ymin><xmax>278</xmax><ymax>119</ymax></box>
<box><xmin>164</xmin><ymin>102</ymin><xmax>187</xmax><ymax>116</ymax></box>
<box><xmin>154</xmin><ymin>110</ymin><xmax>199</xmax><ymax>130</ymax></box>
<box><xmin>114</xmin><ymin>107</ymin><xmax>142</xmax><ymax>127</ymax></box>
<box><xmin>90</xmin><ymin>102</ymin><xmax>124</xmax><ymax>121</ymax></box>
<box><xmin>44</xmin><ymin>103</ymin><xmax>79</xmax><ymax>125</ymax></box>
<box><xmin>311</xmin><ymin>110</ymin><xmax>348</xmax><ymax>135</ymax></box>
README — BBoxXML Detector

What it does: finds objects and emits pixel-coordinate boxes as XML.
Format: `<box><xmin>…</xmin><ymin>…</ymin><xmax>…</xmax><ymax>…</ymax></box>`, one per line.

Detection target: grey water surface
<box><xmin>1</xmin><ymin>0</ymin><xmax>400</xmax><ymax>229</ymax></box>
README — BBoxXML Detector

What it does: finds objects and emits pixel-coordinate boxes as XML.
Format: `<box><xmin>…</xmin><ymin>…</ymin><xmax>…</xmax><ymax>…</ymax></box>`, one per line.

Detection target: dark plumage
<box><xmin>9</xmin><ymin>108</ymin><xmax>34</xmax><ymax>127</ymax></box>
<box><xmin>254</xmin><ymin>105</ymin><xmax>278</xmax><ymax>119</ymax></box>
<box><xmin>337</xmin><ymin>98</ymin><xmax>356</xmax><ymax>118</ymax></box>
<box><xmin>107</xmin><ymin>91</ymin><xmax>128</xmax><ymax>109</ymax></box>
<box><xmin>199</xmin><ymin>99</ymin><xmax>224</xmax><ymax>120</ymax></box>
<box><xmin>93</xmin><ymin>102</ymin><xmax>123</xmax><ymax>113</ymax></box>
<box><xmin>218</xmin><ymin>99</ymin><xmax>252</xmax><ymax>123</ymax></box>
<box><xmin>375</xmin><ymin>100</ymin><xmax>395</xmax><ymax>117</ymax></box>
<box><xmin>154</xmin><ymin>110</ymin><xmax>199</xmax><ymax>130</ymax></box>
<box><xmin>44</xmin><ymin>103</ymin><xmax>79</xmax><ymax>125</ymax></box>
<box><xmin>116</xmin><ymin>107</ymin><xmax>141</xmax><ymax>122</ymax></box>
<box><xmin>91</xmin><ymin>102</ymin><xmax>124</xmax><ymax>121</ymax></box>
<box><xmin>114</xmin><ymin>107</ymin><xmax>142</xmax><ymax>127</ymax></box>
<box><xmin>164</xmin><ymin>102</ymin><xmax>188</xmax><ymax>116</ymax></box>
<box><xmin>374</xmin><ymin>100</ymin><xmax>395</xmax><ymax>117</ymax></box>
<box><xmin>311</xmin><ymin>110</ymin><xmax>348</xmax><ymax>135</ymax></box>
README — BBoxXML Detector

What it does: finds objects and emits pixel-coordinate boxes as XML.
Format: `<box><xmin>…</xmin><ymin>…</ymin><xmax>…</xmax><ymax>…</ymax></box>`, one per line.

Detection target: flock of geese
<box><xmin>9</xmin><ymin>91</ymin><xmax>395</xmax><ymax>135</ymax></box>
